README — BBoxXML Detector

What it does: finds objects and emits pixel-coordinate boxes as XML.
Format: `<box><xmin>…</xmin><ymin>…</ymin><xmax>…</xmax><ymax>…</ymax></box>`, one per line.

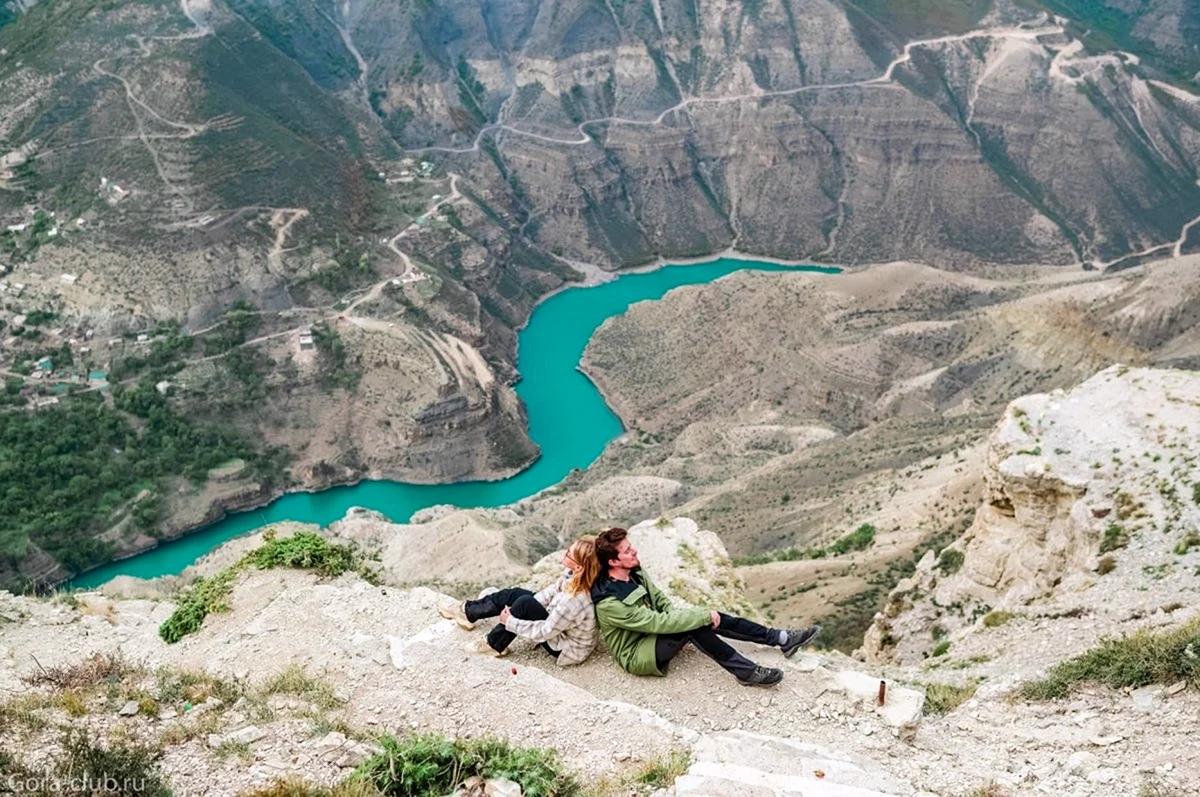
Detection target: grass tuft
<box><xmin>243</xmin><ymin>780</ymin><xmax>385</xmax><ymax>797</ymax></box>
<box><xmin>922</xmin><ymin>682</ymin><xmax>978</xmax><ymax>715</ymax></box>
<box><xmin>1139</xmin><ymin>778</ymin><xmax>1187</xmax><ymax>797</ymax></box>
<box><xmin>351</xmin><ymin>733</ymin><xmax>581</xmax><ymax>797</ymax></box>
<box><xmin>260</xmin><ymin>664</ymin><xmax>343</xmax><ymax>711</ymax></box>
<box><xmin>635</xmin><ymin>749</ymin><xmax>692</xmax><ymax>789</ymax></box>
<box><xmin>963</xmin><ymin>786</ymin><xmax>1009</xmax><ymax>797</ymax></box>
<box><xmin>982</xmin><ymin>611</ymin><xmax>1015</xmax><ymax>628</ymax></box>
<box><xmin>1096</xmin><ymin>555</ymin><xmax>1117</xmax><ymax>575</ymax></box>
<box><xmin>1015</xmin><ymin>617</ymin><xmax>1200</xmax><ymax>701</ymax></box>
<box><xmin>56</xmin><ymin>729</ymin><xmax>171</xmax><ymax>797</ymax></box>
<box><xmin>22</xmin><ymin>651</ymin><xmax>137</xmax><ymax>690</ymax></box>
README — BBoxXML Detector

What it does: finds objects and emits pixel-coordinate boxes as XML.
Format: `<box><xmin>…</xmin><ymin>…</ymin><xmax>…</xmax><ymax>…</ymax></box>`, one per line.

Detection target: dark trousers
<box><xmin>654</xmin><ymin>613</ymin><xmax>779</xmax><ymax>680</ymax></box>
<box><xmin>464</xmin><ymin>587</ymin><xmax>559</xmax><ymax>657</ymax></box>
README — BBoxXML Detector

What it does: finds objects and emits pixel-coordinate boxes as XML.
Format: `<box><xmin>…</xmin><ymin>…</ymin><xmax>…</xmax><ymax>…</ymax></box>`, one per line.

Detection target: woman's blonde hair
<box><xmin>565</xmin><ymin>535</ymin><xmax>600</xmax><ymax>596</ymax></box>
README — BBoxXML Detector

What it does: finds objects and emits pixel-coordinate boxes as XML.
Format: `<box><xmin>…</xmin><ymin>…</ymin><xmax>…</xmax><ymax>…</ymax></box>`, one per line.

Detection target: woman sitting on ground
<box><xmin>439</xmin><ymin>536</ymin><xmax>599</xmax><ymax>665</ymax></box>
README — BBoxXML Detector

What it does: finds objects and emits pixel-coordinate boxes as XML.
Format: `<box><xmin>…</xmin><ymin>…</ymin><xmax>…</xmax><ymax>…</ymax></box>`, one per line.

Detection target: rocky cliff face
<box><xmin>341</xmin><ymin>0</ymin><xmax>1200</xmax><ymax>268</ymax></box>
<box><xmin>861</xmin><ymin>365</ymin><xmax>1200</xmax><ymax>667</ymax></box>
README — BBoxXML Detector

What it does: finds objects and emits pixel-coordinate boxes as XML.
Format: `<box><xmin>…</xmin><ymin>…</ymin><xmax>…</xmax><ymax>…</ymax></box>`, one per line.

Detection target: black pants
<box><xmin>654</xmin><ymin>613</ymin><xmax>779</xmax><ymax>680</ymax></box>
<box><xmin>464</xmin><ymin>587</ymin><xmax>559</xmax><ymax>657</ymax></box>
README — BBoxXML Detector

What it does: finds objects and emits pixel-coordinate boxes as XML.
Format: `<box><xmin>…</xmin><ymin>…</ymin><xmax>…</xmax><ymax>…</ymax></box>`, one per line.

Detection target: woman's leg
<box><xmin>485</xmin><ymin>593</ymin><xmax>549</xmax><ymax>652</ymax></box>
<box><xmin>463</xmin><ymin>587</ymin><xmax>536</xmax><ymax>624</ymax></box>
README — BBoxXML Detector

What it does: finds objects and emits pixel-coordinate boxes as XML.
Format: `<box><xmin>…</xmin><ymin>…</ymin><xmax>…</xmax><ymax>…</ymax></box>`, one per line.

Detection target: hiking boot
<box><xmin>737</xmin><ymin>666</ymin><xmax>783</xmax><ymax>687</ymax></box>
<box><xmin>463</xmin><ymin>638</ymin><xmax>507</xmax><ymax>658</ymax></box>
<box><xmin>438</xmin><ymin>602</ymin><xmax>475</xmax><ymax>631</ymax></box>
<box><xmin>780</xmin><ymin>625</ymin><xmax>821</xmax><ymax>658</ymax></box>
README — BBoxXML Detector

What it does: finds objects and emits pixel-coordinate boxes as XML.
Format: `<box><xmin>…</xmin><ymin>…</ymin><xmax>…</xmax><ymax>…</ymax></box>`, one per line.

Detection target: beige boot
<box><xmin>438</xmin><ymin>602</ymin><xmax>475</xmax><ymax>631</ymax></box>
<box><xmin>463</xmin><ymin>638</ymin><xmax>507</xmax><ymax>657</ymax></box>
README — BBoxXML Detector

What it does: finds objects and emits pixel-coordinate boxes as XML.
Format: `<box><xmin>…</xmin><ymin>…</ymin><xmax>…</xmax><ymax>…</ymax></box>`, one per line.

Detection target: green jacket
<box><xmin>591</xmin><ymin>568</ymin><xmax>711</xmax><ymax>676</ymax></box>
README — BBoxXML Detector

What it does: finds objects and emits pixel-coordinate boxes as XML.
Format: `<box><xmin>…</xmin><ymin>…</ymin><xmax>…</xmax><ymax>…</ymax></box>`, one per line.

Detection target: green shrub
<box><xmin>828</xmin><ymin>523</ymin><xmax>876</xmax><ymax>555</ymax></box>
<box><xmin>982</xmin><ymin>611</ymin><xmax>1015</xmax><ymax>628</ymax></box>
<box><xmin>1173</xmin><ymin>533</ymin><xmax>1200</xmax><ymax>556</ymax></box>
<box><xmin>931</xmin><ymin>640</ymin><xmax>951</xmax><ymax>658</ymax></box>
<box><xmin>159</xmin><ymin>568</ymin><xmax>238</xmax><ymax>643</ymax></box>
<box><xmin>1015</xmin><ymin>617</ymin><xmax>1200</xmax><ymax>700</ymax></box>
<box><xmin>922</xmin><ymin>682</ymin><xmax>977</xmax><ymax>715</ymax></box>
<box><xmin>1100</xmin><ymin>522</ymin><xmax>1130</xmax><ymax>553</ymax></box>
<box><xmin>732</xmin><ymin>523</ymin><xmax>876</xmax><ymax>565</ymax></box>
<box><xmin>351</xmin><ymin>734</ymin><xmax>581</xmax><ymax>797</ymax></box>
<box><xmin>937</xmin><ymin>548</ymin><xmax>965</xmax><ymax>576</ymax></box>
<box><xmin>246</xmin><ymin>531</ymin><xmax>371</xmax><ymax>579</ymax></box>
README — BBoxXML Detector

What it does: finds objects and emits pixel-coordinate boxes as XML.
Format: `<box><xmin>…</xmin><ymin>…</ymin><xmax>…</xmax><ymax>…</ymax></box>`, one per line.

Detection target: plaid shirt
<box><xmin>503</xmin><ymin>570</ymin><xmax>597</xmax><ymax>666</ymax></box>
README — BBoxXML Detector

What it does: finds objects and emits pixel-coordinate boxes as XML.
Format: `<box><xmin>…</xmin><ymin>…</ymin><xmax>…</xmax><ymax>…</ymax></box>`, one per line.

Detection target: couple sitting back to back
<box><xmin>440</xmin><ymin>527</ymin><xmax>820</xmax><ymax>686</ymax></box>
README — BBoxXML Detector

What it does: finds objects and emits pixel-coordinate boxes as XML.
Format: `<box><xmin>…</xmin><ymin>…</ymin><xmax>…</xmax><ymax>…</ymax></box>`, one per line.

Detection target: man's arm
<box><xmin>596</xmin><ymin>598</ymin><xmax>710</xmax><ymax>635</ymax></box>
<box><xmin>642</xmin><ymin>572</ymin><xmax>677</xmax><ymax>614</ymax></box>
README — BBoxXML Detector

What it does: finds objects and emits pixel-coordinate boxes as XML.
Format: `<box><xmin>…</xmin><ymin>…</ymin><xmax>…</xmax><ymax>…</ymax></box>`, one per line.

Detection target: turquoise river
<box><xmin>73</xmin><ymin>259</ymin><xmax>838</xmax><ymax>587</ymax></box>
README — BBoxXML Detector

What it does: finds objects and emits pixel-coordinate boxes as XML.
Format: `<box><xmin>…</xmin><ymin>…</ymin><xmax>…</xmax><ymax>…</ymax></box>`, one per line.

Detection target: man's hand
<box><xmin>499</xmin><ymin>607</ymin><xmax>511</xmax><ymax>624</ymax></box>
<box><xmin>710</xmin><ymin>610</ymin><xmax>721</xmax><ymax>629</ymax></box>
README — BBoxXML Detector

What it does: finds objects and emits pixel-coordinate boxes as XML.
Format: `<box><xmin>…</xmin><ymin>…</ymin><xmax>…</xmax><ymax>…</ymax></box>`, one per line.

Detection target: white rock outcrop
<box><xmin>862</xmin><ymin>365</ymin><xmax>1200</xmax><ymax>663</ymax></box>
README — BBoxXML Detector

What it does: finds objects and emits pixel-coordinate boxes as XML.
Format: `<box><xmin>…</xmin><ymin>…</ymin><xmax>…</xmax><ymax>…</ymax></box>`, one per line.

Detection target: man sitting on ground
<box><xmin>591</xmin><ymin>526</ymin><xmax>820</xmax><ymax>687</ymax></box>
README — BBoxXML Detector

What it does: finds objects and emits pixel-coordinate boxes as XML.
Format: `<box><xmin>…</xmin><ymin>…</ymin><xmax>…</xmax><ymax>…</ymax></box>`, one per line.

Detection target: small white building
<box><xmin>136</xmin><ymin>333</ymin><xmax>149</xmax><ymax>343</ymax></box>
<box><xmin>61</xmin><ymin>273</ymin><xmax>78</xmax><ymax>285</ymax></box>
<box><xmin>155</xmin><ymin>380</ymin><xmax>171</xmax><ymax>395</ymax></box>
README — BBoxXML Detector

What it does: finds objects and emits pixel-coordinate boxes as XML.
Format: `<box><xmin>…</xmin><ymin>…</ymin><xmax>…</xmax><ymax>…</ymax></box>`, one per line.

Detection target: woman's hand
<box><xmin>499</xmin><ymin>607</ymin><xmax>512</xmax><ymax>624</ymax></box>
<box><xmin>710</xmin><ymin>610</ymin><xmax>721</xmax><ymax>629</ymax></box>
